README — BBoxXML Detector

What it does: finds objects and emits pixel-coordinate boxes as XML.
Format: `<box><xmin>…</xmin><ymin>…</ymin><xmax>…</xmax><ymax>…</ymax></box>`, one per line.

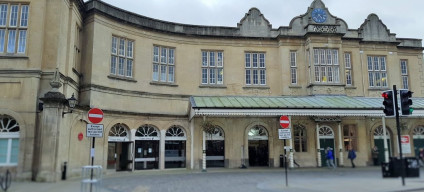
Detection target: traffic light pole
<box><xmin>393</xmin><ymin>85</ymin><xmax>405</xmax><ymax>186</ymax></box>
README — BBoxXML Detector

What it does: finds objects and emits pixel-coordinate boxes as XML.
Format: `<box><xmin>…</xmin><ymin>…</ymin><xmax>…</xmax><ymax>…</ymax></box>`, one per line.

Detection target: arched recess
<box><xmin>134</xmin><ymin>124</ymin><xmax>160</xmax><ymax>170</ymax></box>
<box><xmin>373</xmin><ymin>125</ymin><xmax>392</xmax><ymax>165</ymax></box>
<box><xmin>318</xmin><ymin>125</ymin><xmax>335</xmax><ymax>167</ymax></box>
<box><xmin>107</xmin><ymin>123</ymin><xmax>132</xmax><ymax>171</ymax></box>
<box><xmin>247</xmin><ymin>125</ymin><xmax>269</xmax><ymax>167</ymax></box>
<box><xmin>412</xmin><ymin>126</ymin><xmax>424</xmax><ymax>156</ymax></box>
<box><xmin>165</xmin><ymin>125</ymin><xmax>186</xmax><ymax>168</ymax></box>
<box><xmin>0</xmin><ymin>115</ymin><xmax>20</xmax><ymax>166</ymax></box>
<box><xmin>205</xmin><ymin>126</ymin><xmax>225</xmax><ymax>167</ymax></box>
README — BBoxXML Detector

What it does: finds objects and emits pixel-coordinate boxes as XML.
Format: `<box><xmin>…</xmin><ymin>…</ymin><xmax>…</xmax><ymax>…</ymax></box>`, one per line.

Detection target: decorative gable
<box><xmin>358</xmin><ymin>14</ymin><xmax>397</xmax><ymax>42</ymax></box>
<box><xmin>237</xmin><ymin>8</ymin><xmax>272</xmax><ymax>37</ymax></box>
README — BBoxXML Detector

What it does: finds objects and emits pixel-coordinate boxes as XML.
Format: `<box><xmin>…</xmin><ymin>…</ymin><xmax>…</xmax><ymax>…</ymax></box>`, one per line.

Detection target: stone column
<box><xmin>316</xmin><ymin>123</ymin><xmax>321</xmax><ymax>167</ymax></box>
<box><xmin>36</xmin><ymin>69</ymin><xmax>67</xmax><ymax>182</ymax></box>
<box><xmin>382</xmin><ymin>117</ymin><xmax>389</xmax><ymax>163</ymax></box>
<box><xmin>159</xmin><ymin>130</ymin><xmax>166</xmax><ymax>170</ymax></box>
<box><xmin>337</xmin><ymin>122</ymin><xmax>344</xmax><ymax>166</ymax></box>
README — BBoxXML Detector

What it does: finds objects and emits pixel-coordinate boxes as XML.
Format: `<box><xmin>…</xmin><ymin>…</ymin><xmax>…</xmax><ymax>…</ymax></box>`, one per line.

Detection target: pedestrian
<box><xmin>326</xmin><ymin>147</ymin><xmax>336</xmax><ymax>169</ymax></box>
<box><xmin>348</xmin><ymin>146</ymin><xmax>356</xmax><ymax>168</ymax></box>
<box><xmin>372</xmin><ymin>146</ymin><xmax>379</xmax><ymax>166</ymax></box>
<box><xmin>419</xmin><ymin>148</ymin><xmax>424</xmax><ymax>167</ymax></box>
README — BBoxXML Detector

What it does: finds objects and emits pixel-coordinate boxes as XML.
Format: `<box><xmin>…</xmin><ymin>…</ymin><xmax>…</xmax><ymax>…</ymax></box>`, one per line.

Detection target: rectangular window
<box><xmin>245</xmin><ymin>52</ymin><xmax>266</xmax><ymax>85</ymax></box>
<box><xmin>0</xmin><ymin>29</ymin><xmax>4</xmax><ymax>53</ymax></box>
<box><xmin>0</xmin><ymin>138</ymin><xmax>19</xmax><ymax>165</ymax></box>
<box><xmin>9</xmin><ymin>5</ymin><xmax>18</xmax><ymax>27</ymax></box>
<box><xmin>7</xmin><ymin>30</ymin><xmax>15</xmax><ymax>53</ymax></box>
<box><xmin>367</xmin><ymin>56</ymin><xmax>388</xmax><ymax>88</ymax></box>
<box><xmin>290</xmin><ymin>51</ymin><xmax>297</xmax><ymax>84</ymax></box>
<box><xmin>401</xmin><ymin>60</ymin><xmax>408</xmax><ymax>89</ymax></box>
<box><xmin>0</xmin><ymin>4</ymin><xmax>7</xmax><ymax>26</ymax></box>
<box><xmin>0</xmin><ymin>4</ymin><xmax>27</xmax><ymax>54</ymax></box>
<box><xmin>345</xmin><ymin>53</ymin><xmax>352</xmax><ymax>85</ymax></box>
<box><xmin>17</xmin><ymin>30</ymin><xmax>26</xmax><ymax>53</ymax></box>
<box><xmin>20</xmin><ymin>5</ymin><xmax>29</xmax><ymax>27</ymax></box>
<box><xmin>110</xmin><ymin>36</ymin><xmax>134</xmax><ymax>77</ymax></box>
<box><xmin>201</xmin><ymin>51</ymin><xmax>224</xmax><ymax>85</ymax></box>
<box><xmin>153</xmin><ymin>46</ymin><xmax>175</xmax><ymax>83</ymax></box>
<box><xmin>313</xmin><ymin>49</ymin><xmax>340</xmax><ymax>83</ymax></box>
<box><xmin>343</xmin><ymin>125</ymin><xmax>358</xmax><ymax>151</ymax></box>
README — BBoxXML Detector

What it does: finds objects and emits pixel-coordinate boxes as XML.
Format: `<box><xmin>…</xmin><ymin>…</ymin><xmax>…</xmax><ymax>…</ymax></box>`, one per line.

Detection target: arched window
<box><xmin>135</xmin><ymin>124</ymin><xmax>159</xmax><ymax>139</ymax></box>
<box><xmin>293</xmin><ymin>125</ymin><xmax>307</xmax><ymax>152</ymax></box>
<box><xmin>319</xmin><ymin>126</ymin><xmax>334</xmax><ymax>138</ymax></box>
<box><xmin>374</xmin><ymin>126</ymin><xmax>390</xmax><ymax>139</ymax></box>
<box><xmin>0</xmin><ymin>115</ymin><xmax>20</xmax><ymax>165</ymax></box>
<box><xmin>108</xmin><ymin>123</ymin><xmax>129</xmax><ymax>142</ymax></box>
<box><xmin>165</xmin><ymin>125</ymin><xmax>186</xmax><ymax>168</ymax></box>
<box><xmin>206</xmin><ymin>126</ymin><xmax>225</xmax><ymax>167</ymax></box>
<box><xmin>248</xmin><ymin>125</ymin><xmax>268</xmax><ymax>140</ymax></box>
<box><xmin>412</xmin><ymin>126</ymin><xmax>424</xmax><ymax>137</ymax></box>
<box><xmin>134</xmin><ymin>125</ymin><xmax>160</xmax><ymax>170</ymax></box>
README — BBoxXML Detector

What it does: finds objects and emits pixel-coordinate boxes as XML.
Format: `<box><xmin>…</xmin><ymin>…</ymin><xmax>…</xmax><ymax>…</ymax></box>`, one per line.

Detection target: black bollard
<box><xmin>61</xmin><ymin>162</ymin><xmax>67</xmax><ymax>180</ymax></box>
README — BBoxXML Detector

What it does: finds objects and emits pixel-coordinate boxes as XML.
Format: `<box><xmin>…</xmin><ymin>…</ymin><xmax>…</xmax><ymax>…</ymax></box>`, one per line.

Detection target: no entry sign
<box><xmin>88</xmin><ymin>108</ymin><xmax>103</xmax><ymax>124</ymax></box>
<box><xmin>280</xmin><ymin>116</ymin><xmax>290</xmax><ymax>129</ymax></box>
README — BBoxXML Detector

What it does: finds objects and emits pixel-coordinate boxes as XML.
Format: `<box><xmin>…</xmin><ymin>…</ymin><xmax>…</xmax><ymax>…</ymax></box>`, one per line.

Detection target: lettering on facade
<box><xmin>313</xmin><ymin>25</ymin><xmax>337</xmax><ymax>33</ymax></box>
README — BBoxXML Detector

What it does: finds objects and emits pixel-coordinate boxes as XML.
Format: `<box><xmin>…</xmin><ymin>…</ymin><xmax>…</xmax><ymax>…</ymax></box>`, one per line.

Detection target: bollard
<box><xmin>0</xmin><ymin>169</ymin><xmax>12</xmax><ymax>191</ymax></box>
<box><xmin>62</xmin><ymin>162</ymin><xmax>67</xmax><ymax>180</ymax></box>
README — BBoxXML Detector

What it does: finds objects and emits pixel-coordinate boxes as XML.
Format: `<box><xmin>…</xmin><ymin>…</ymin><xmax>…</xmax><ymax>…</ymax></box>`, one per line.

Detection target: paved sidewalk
<box><xmin>8</xmin><ymin>167</ymin><xmax>424</xmax><ymax>192</ymax></box>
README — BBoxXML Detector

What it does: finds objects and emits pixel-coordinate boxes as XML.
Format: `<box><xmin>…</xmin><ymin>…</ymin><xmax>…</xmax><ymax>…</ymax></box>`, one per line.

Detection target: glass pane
<box><xmin>260</xmin><ymin>69</ymin><xmax>266</xmax><ymax>85</ymax></box>
<box><xmin>126</xmin><ymin>59</ymin><xmax>133</xmax><ymax>77</ymax></box>
<box><xmin>290</xmin><ymin>52</ymin><xmax>296</xmax><ymax>67</ymax></box>
<box><xmin>127</xmin><ymin>41</ymin><xmax>133</xmax><ymax>58</ymax></box>
<box><xmin>345</xmin><ymin>53</ymin><xmax>351</xmax><ymax>68</ymax></box>
<box><xmin>9</xmin><ymin>5</ymin><xmax>18</xmax><ymax>27</ymax></box>
<box><xmin>326</xmin><ymin>49</ymin><xmax>332</xmax><ymax>65</ymax></box>
<box><xmin>252</xmin><ymin>53</ymin><xmax>258</xmax><ymax>68</ymax></box>
<box><xmin>245</xmin><ymin>53</ymin><xmax>251</xmax><ymax>68</ymax></box>
<box><xmin>0</xmin><ymin>4</ymin><xmax>7</xmax><ymax>26</ymax></box>
<box><xmin>381</xmin><ymin>73</ymin><xmax>387</xmax><ymax>87</ymax></box>
<box><xmin>168</xmin><ymin>49</ymin><xmax>174</xmax><ymax>64</ymax></box>
<box><xmin>17</xmin><ymin>30</ymin><xmax>26</xmax><ymax>53</ymax></box>
<box><xmin>7</xmin><ymin>30</ymin><xmax>16</xmax><ymax>53</ymax></box>
<box><xmin>118</xmin><ymin>57</ymin><xmax>125</xmax><ymax>76</ymax></box>
<box><xmin>209</xmin><ymin>52</ymin><xmax>215</xmax><ymax>67</ymax></box>
<box><xmin>111</xmin><ymin>37</ymin><xmax>117</xmax><ymax>54</ymax></box>
<box><xmin>373</xmin><ymin>57</ymin><xmax>379</xmax><ymax>71</ymax></box>
<box><xmin>380</xmin><ymin>57</ymin><xmax>386</xmax><ymax>71</ymax></box>
<box><xmin>153</xmin><ymin>46</ymin><xmax>159</xmax><ymax>62</ymax></box>
<box><xmin>313</xmin><ymin>49</ymin><xmax>319</xmax><ymax>65</ymax></box>
<box><xmin>110</xmin><ymin>56</ymin><xmax>116</xmax><ymax>74</ymax></box>
<box><xmin>10</xmin><ymin>139</ymin><xmax>19</xmax><ymax>163</ymax></box>
<box><xmin>202</xmin><ymin>68</ymin><xmax>208</xmax><ymax>84</ymax></box>
<box><xmin>119</xmin><ymin>38</ymin><xmax>125</xmax><ymax>56</ymax></box>
<box><xmin>375</xmin><ymin>73</ymin><xmax>381</xmax><ymax>87</ymax></box>
<box><xmin>217</xmin><ymin>52</ymin><xmax>223</xmax><ymax>67</ymax></box>
<box><xmin>401</xmin><ymin>60</ymin><xmax>407</xmax><ymax>75</ymax></box>
<box><xmin>253</xmin><ymin>69</ymin><xmax>258</xmax><ymax>84</ymax></box>
<box><xmin>20</xmin><ymin>5</ymin><xmax>29</xmax><ymax>27</ymax></box>
<box><xmin>168</xmin><ymin>66</ymin><xmax>174</xmax><ymax>82</ymax></box>
<box><xmin>368</xmin><ymin>72</ymin><xmax>374</xmax><ymax>87</ymax></box>
<box><xmin>334</xmin><ymin>66</ymin><xmax>340</xmax><ymax>83</ymax></box>
<box><xmin>245</xmin><ymin>69</ymin><xmax>251</xmax><ymax>84</ymax></box>
<box><xmin>332</xmin><ymin>50</ymin><xmax>338</xmax><ymax>65</ymax></box>
<box><xmin>202</xmin><ymin>52</ymin><xmax>208</xmax><ymax>66</ymax></box>
<box><xmin>161</xmin><ymin>47</ymin><xmax>167</xmax><ymax>64</ymax></box>
<box><xmin>367</xmin><ymin>57</ymin><xmax>373</xmax><ymax>71</ymax></box>
<box><xmin>0</xmin><ymin>139</ymin><xmax>7</xmax><ymax>163</ymax></box>
<box><xmin>160</xmin><ymin>65</ymin><xmax>166</xmax><ymax>82</ymax></box>
<box><xmin>153</xmin><ymin>64</ymin><xmax>159</xmax><ymax>81</ymax></box>
<box><xmin>402</xmin><ymin>76</ymin><xmax>408</xmax><ymax>89</ymax></box>
<box><xmin>209</xmin><ymin>68</ymin><xmax>216</xmax><ymax>84</ymax></box>
<box><xmin>0</xmin><ymin>29</ymin><xmax>5</xmax><ymax>53</ymax></box>
<box><xmin>314</xmin><ymin>66</ymin><xmax>320</xmax><ymax>82</ymax></box>
<box><xmin>259</xmin><ymin>53</ymin><xmax>265</xmax><ymax>68</ymax></box>
<box><xmin>217</xmin><ymin>68</ymin><xmax>223</xmax><ymax>84</ymax></box>
<box><xmin>291</xmin><ymin>68</ymin><xmax>297</xmax><ymax>84</ymax></box>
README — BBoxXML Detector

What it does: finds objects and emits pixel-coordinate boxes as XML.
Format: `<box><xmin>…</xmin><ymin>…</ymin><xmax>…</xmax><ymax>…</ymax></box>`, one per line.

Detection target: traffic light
<box><xmin>382</xmin><ymin>90</ymin><xmax>395</xmax><ymax>116</ymax></box>
<box><xmin>399</xmin><ymin>89</ymin><xmax>413</xmax><ymax>115</ymax></box>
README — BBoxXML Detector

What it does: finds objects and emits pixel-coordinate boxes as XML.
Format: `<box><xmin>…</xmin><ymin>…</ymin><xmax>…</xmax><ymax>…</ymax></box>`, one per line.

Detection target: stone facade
<box><xmin>0</xmin><ymin>0</ymin><xmax>423</xmax><ymax>182</ymax></box>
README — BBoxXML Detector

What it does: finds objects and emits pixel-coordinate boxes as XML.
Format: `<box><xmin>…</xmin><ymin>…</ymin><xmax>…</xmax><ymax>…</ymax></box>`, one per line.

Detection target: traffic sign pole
<box><xmin>87</xmin><ymin>108</ymin><xmax>103</xmax><ymax>192</ymax></box>
<box><xmin>279</xmin><ymin>115</ymin><xmax>290</xmax><ymax>187</ymax></box>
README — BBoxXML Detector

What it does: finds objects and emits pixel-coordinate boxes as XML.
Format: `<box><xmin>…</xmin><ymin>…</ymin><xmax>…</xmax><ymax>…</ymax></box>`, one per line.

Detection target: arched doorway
<box><xmin>165</xmin><ymin>125</ymin><xmax>186</xmax><ymax>168</ymax></box>
<box><xmin>319</xmin><ymin>126</ymin><xmax>335</xmax><ymax>167</ymax></box>
<box><xmin>107</xmin><ymin>123</ymin><xmax>131</xmax><ymax>171</ymax></box>
<box><xmin>0</xmin><ymin>115</ymin><xmax>19</xmax><ymax>166</ymax></box>
<box><xmin>373</xmin><ymin>125</ymin><xmax>392</xmax><ymax>165</ymax></box>
<box><xmin>248</xmin><ymin>125</ymin><xmax>268</xmax><ymax>167</ymax></box>
<box><xmin>134</xmin><ymin>125</ymin><xmax>160</xmax><ymax>170</ymax></box>
<box><xmin>205</xmin><ymin>126</ymin><xmax>225</xmax><ymax>167</ymax></box>
<box><xmin>412</xmin><ymin>126</ymin><xmax>424</xmax><ymax>156</ymax></box>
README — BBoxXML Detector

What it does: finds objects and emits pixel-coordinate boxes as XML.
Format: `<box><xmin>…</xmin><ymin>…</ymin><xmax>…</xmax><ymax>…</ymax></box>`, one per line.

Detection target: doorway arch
<box><xmin>134</xmin><ymin>124</ymin><xmax>160</xmax><ymax>170</ymax></box>
<box><xmin>205</xmin><ymin>126</ymin><xmax>225</xmax><ymax>167</ymax></box>
<box><xmin>0</xmin><ymin>115</ymin><xmax>20</xmax><ymax>166</ymax></box>
<box><xmin>373</xmin><ymin>125</ymin><xmax>392</xmax><ymax>165</ymax></box>
<box><xmin>318</xmin><ymin>126</ymin><xmax>335</xmax><ymax>167</ymax></box>
<box><xmin>248</xmin><ymin>125</ymin><xmax>269</xmax><ymax>167</ymax></box>
<box><xmin>412</xmin><ymin>126</ymin><xmax>424</xmax><ymax>157</ymax></box>
<box><xmin>165</xmin><ymin>125</ymin><xmax>186</xmax><ymax>168</ymax></box>
<box><xmin>107</xmin><ymin>123</ymin><xmax>131</xmax><ymax>171</ymax></box>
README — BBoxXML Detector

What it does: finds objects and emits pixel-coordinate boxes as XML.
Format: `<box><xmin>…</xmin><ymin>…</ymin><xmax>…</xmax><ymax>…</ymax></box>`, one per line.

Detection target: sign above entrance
<box><xmin>279</xmin><ymin>116</ymin><xmax>290</xmax><ymax>129</ymax></box>
<box><xmin>88</xmin><ymin>108</ymin><xmax>104</xmax><ymax>124</ymax></box>
<box><xmin>279</xmin><ymin>129</ymin><xmax>291</xmax><ymax>140</ymax></box>
<box><xmin>87</xmin><ymin>124</ymin><xmax>104</xmax><ymax>138</ymax></box>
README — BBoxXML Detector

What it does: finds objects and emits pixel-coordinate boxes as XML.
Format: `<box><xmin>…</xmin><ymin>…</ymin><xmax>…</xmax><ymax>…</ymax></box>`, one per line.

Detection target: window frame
<box><xmin>344</xmin><ymin>52</ymin><xmax>352</xmax><ymax>86</ymax></box>
<box><xmin>110</xmin><ymin>36</ymin><xmax>134</xmax><ymax>78</ymax></box>
<box><xmin>400</xmin><ymin>59</ymin><xmax>409</xmax><ymax>89</ymax></box>
<box><xmin>245</xmin><ymin>52</ymin><xmax>266</xmax><ymax>86</ymax></box>
<box><xmin>290</xmin><ymin>51</ymin><xmax>297</xmax><ymax>84</ymax></box>
<box><xmin>313</xmin><ymin>48</ymin><xmax>340</xmax><ymax>84</ymax></box>
<box><xmin>343</xmin><ymin>124</ymin><xmax>358</xmax><ymax>151</ymax></box>
<box><xmin>293</xmin><ymin>125</ymin><xmax>307</xmax><ymax>152</ymax></box>
<box><xmin>367</xmin><ymin>56</ymin><xmax>387</xmax><ymax>88</ymax></box>
<box><xmin>201</xmin><ymin>50</ymin><xmax>224</xmax><ymax>85</ymax></box>
<box><xmin>0</xmin><ymin>3</ymin><xmax>29</xmax><ymax>55</ymax></box>
<box><xmin>152</xmin><ymin>45</ymin><xmax>175</xmax><ymax>83</ymax></box>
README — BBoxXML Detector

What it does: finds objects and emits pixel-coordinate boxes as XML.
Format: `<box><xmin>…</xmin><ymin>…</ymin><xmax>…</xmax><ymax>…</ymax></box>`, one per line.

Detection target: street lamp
<box><xmin>62</xmin><ymin>93</ymin><xmax>77</xmax><ymax>117</ymax></box>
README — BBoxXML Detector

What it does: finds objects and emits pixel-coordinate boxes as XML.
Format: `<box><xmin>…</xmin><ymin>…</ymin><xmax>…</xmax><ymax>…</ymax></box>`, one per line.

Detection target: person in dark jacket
<box><xmin>348</xmin><ymin>146</ymin><xmax>356</xmax><ymax>168</ymax></box>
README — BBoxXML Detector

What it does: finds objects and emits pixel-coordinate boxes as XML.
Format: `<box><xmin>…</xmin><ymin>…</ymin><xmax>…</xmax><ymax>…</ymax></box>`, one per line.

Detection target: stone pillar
<box><xmin>316</xmin><ymin>123</ymin><xmax>321</xmax><ymax>167</ymax></box>
<box><xmin>159</xmin><ymin>130</ymin><xmax>166</xmax><ymax>170</ymax></box>
<box><xmin>382</xmin><ymin>117</ymin><xmax>389</xmax><ymax>163</ymax></box>
<box><xmin>337</xmin><ymin>122</ymin><xmax>344</xmax><ymax>166</ymax></box>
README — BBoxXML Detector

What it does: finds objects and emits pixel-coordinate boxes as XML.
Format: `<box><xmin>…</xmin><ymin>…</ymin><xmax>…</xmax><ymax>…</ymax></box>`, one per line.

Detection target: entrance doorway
<box><xmin>206</xmin><ymin>126</ymin><xmax>225</xmax><ymax>167</ymax></box>
<box><xmin>412</xmin><ymin>126</ymin><xmax>424</xmax><ymax>156</ymax></box>
<box><xmin>134</xmin><ymin>125</ymin><xmax>160</xmax><ymax>170</ymax></box>
<box><xmin>165</xmin><ymin>125</ymin><xmax>187</xmax><ymax>168</ymax></box>
<box><xmin>318</xmin><ymin>126</ymin><xmax>335</xmax><ymax>167</ymax></box>
<box><xmin>373</xmin><ymin>126</ymin><xmax>392</xmax><ymax>165</ymax></box>
<box><xmin>248</xmin><ymin>125</ymin><xmax>269</xmax><ymax>167</ymax></box>
<box><xmin>107</xmin><ymin>124</ymin><xmax>132</xmax><ymax>171</ymax></box>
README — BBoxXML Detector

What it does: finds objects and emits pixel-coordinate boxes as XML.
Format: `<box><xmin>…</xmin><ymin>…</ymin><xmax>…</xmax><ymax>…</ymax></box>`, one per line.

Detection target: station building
<box><xmin>0</xmin><ymin>0</ymin><xmax>423</xmax><ymax>181</ymax></box>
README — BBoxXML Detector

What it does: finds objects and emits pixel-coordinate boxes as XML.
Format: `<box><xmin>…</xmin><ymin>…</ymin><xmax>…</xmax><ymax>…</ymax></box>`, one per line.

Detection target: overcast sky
<box><xmin>94</xmin><ymin>0</ymin><xmax>424</xmax><ymax>42</ymax></box>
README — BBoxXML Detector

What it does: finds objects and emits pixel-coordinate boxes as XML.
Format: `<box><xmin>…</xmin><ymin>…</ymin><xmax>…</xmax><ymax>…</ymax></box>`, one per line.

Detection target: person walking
<box><xmin>348</xmin><ymin>147</ymin><xmax>356</xmax><ymax>168</ymax></box>
<box><xmin>372</xmin><ymin>146</ymin><xmax>379</xmax><ymax>166</ymax></box>
<box><xmin>326</xmin><ymin>147</ymin><xmax>336</xmax><ymax>169</ymax></box>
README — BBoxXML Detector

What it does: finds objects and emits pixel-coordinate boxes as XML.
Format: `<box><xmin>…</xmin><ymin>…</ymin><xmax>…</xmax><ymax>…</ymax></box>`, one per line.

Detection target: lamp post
<box><xmin>62</xmin><ymin>93</ymin><xmax>77</xmax><ymax>117</ymax></box>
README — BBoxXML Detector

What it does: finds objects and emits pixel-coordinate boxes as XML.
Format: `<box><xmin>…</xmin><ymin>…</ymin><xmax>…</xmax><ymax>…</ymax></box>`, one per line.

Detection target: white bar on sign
<box><xmin>88</xmin><ymin>114</ymin><xmax>103</xmax><ymax>118</ymax></box>
<box><xmin>280</xmin><ymin>120</ymin><xmax>289</xmax><ymax>124</ymax></box>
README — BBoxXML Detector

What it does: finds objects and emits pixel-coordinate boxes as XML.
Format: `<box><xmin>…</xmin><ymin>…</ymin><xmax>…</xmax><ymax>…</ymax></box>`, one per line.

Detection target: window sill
<box><xmin>150</xmin><ymin>81</ymin><xmax>178</xmax><ymax>87</ymax></box>
<box><xmin>0</xmin><ymin>54</ymin><xmax>29</xmax><ymax>59</ymax></box>
<box><xmin>368</xmin><ymin>87</ymin><xmax>389</xmax><ymax>91</ymax></box>
<box><xmin>107</xmin><ymin>75</ymin><xmax>137</xmax><ymax>83</ymax></box>
<box><xmin>289</xmin><ymin>85</ymin><xmax>302</xmax><ymax>88</ymax></box>
<box><xmin>199</xmin><ymin>85</ymin><xmax>227</xmax><ymax>89</ymax></box>
<box><xmin>307</xmin><ymin>83</ymin><xmax>345</xmax><ymax>88</ymax></box>
<box><xmin>243</xmin><ymin>86</ymin><xmax>270</xmax><ymax>89</ymax></box>
<box><xmin>345</xmin><ymin>86</ymin><xmax>357</xmax><ymax>89</ymax></box>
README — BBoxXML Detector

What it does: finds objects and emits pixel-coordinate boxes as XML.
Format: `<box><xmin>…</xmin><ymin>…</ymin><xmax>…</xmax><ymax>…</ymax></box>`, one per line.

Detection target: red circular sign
<box><xmin>279</xmin><ymin>116</ymin><xmax>290</xmax><ymax>129</ymax></box>
<box><xmin>78</xmin><ymin>132</ymin><xmax>83</xmax><ymax>141</ymax></box>
<box><xmin>88</xmin><ymin>108</ymin><xmax>104</xmax><ymax>124</ymax></box>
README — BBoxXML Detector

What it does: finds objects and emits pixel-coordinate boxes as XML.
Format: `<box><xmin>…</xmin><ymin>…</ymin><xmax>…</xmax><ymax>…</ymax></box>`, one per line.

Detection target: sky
<box><xmin>92</xmin><ymin>0</ymin><xmax>424</xmax><ymax>42</ymax></box>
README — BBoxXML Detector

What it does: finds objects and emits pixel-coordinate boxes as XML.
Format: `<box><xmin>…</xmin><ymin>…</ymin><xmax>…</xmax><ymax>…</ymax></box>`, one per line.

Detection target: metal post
<box><xmin>90</xmin><ymin>137</ymin><xmax>95</xmax><ymax>192</ymax></box>
<box><xmin>393</xmin><ymin>85</ymin><xmax>405</xmax><ymax>186</ymax></box>
<box><xmin>284</xmin><ymin>139</ymin><xmax>288</xmax><ymax>187</ymax></box>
